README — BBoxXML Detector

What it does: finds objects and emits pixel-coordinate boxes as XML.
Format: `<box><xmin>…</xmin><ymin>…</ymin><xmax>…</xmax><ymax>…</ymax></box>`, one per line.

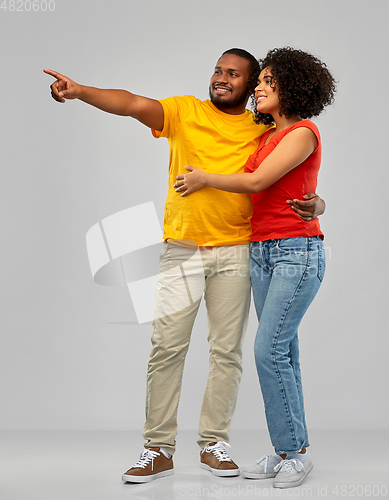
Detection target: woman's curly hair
<box><xmin>251</xmin><ymin>47</ymin><xmax>336</xmax><ymax>125</ymax></box>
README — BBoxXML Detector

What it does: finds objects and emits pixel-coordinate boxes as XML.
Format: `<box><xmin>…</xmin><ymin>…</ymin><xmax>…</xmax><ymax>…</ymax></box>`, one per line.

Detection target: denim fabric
<box><xmin>250</xmin><ymin>237</ymin><xmax>325</xmax><ymax>454</ymax></box>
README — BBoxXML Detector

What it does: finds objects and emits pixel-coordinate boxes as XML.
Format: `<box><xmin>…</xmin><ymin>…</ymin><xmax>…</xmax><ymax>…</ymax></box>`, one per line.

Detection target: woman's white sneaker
<box><xmin>273</xmin><ymin>455</ymin><xmax>314</xmax><ymax>488</ymax></box>
<box><xmin>241</xmin><ymin>454</ymin><xmax>282</xmax><ymax>479</ymax></box>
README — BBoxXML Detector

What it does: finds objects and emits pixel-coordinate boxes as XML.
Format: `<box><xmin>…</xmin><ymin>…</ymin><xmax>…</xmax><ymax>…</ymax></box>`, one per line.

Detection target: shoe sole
<box><xmin>200</xmin><ymin>463</ymin><xmax>240</xmax><ymax>477</ymax></box>
<box><xmin>273</xmin><ymin>462</ymin><xmax>314</xmax><ymax>489</ymax></box>
<box><xmin>241</xmin><ymin>471</ymin><xmax>278</xmax><ymax>479</ymax></box>
<box><xmin>122</xmin><ymin>469</ymin><xmax>174</xmax><ymax>483</ymax></box>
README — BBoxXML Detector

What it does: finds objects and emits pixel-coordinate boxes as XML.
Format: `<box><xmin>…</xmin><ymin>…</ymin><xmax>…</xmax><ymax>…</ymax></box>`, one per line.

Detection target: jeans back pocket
<box><xmin>317</xmin><ymin>244</ymin><xmax>326</xmax><ymax>282</ymax></box>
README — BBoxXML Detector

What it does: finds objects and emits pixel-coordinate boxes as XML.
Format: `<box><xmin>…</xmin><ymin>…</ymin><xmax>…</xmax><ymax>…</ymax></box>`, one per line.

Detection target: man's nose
<box><xmin>217</xmin><ymin>72</ymin><xmax>228</xmax><ymax>84</ymax></box>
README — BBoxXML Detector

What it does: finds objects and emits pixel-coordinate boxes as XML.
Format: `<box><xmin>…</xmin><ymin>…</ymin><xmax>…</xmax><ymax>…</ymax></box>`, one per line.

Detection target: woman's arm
<box><xmin>174</xmin><ymin>126</ymin><xmax>318</xmax><ymax>196</ymax></box>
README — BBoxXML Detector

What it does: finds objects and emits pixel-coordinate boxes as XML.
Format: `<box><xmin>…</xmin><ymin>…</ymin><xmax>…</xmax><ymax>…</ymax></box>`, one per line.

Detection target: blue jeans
<box><xmin>250</xmin><ymin>237</ymin><xmax>325</xmax><ymax>454</ymax></box>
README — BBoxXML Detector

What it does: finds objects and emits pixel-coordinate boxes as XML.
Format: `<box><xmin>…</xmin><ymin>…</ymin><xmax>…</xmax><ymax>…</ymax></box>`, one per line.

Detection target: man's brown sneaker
<box><xmin>200</xmin><ymin>441</ymin><xmax>240</xmax><ymax>477</ymax></box>
<box><xmin>122</xmin><ymin>447</ymin><xmax>174</xmax><ymax>483</ymax></box>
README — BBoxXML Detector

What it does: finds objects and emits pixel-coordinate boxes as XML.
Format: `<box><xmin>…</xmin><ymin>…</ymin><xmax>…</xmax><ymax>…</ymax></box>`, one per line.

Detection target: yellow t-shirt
<box><xmin>152</xmin><ymin>95</ymin><xmax>269</xmax><ymax>246</ymax></box>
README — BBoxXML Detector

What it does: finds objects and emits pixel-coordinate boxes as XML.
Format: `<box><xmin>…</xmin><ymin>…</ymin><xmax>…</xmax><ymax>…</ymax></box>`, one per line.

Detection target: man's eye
<box><xmin>230</xmin><ymin>73</ymin><xmax>238</xmax><ymax>77</ymax></box>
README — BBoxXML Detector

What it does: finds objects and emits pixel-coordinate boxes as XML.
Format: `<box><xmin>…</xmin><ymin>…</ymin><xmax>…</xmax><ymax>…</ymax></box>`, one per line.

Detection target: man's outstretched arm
<box><xmin>43</xmin><ymin>69</ymin><xmax>164</xmax><ymax>131</ymax></box>
<box><xmin>286</xmin><ymin>193</ymin><xmax>325</xmax><ymax>221</ymax></box>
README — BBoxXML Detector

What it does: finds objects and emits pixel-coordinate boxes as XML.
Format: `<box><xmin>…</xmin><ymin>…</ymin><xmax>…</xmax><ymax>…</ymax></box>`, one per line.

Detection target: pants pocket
<box><xmin>317</xmin><ymin>244</ymin><xmax>326</xmax><ymax>282</ymax></box>
<box><xmin>275</xmin><ymin>237</ymin><xmax>308</xmax><ymax>255</ymax></box>
<box><xmin>159</xmin><ymin>242</ymin><xmax>169</xmax><ymax>262</ymax></box>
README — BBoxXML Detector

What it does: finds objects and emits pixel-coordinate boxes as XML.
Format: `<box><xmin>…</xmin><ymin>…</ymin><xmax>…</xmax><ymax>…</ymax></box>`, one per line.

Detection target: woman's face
<box><xmin>254</xmin><ymin>67</ymin><xmax>280</xmax><ymax>114</ymax></box>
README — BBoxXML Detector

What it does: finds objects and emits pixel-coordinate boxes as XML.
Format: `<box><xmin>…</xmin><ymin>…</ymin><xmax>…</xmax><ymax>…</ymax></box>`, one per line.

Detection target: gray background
<box><xmin>1</xmin><ymin>0</ymin><xmax>388</xmax><ymax>436</ymax></box>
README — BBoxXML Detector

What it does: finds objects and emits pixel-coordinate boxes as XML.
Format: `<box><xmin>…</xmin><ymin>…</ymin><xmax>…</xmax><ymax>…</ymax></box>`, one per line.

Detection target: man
<box><xmin>45</xmin><ymin>48</ymin><xmax>325</xmax><ymax>483</ymax></box>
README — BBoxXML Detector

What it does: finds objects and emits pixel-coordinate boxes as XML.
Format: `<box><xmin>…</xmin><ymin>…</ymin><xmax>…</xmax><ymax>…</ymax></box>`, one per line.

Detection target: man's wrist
<box><xmin>77</xmin><ymin>84</ymin><xmax>88</xmax><ymax>100</ymax></box>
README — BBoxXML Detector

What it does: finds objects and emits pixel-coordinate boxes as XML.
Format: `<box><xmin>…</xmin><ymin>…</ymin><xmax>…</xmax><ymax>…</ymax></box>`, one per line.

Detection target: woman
<box><xmin>174</xmin><ymin>47</ymin><xmax>336</xmax><ymax>489</ymax></box>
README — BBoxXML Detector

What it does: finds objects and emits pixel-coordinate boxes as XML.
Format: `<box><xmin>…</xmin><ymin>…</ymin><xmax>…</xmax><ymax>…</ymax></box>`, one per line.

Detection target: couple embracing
<box><xmin>45</xmin><ymin>45</ymin><xmax>335</xmax><ymax>489</ymax></box>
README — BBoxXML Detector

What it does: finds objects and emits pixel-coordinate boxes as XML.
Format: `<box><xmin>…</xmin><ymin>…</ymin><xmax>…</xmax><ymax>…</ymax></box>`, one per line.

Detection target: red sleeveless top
<box><xmin>245</xmin><ymin>120</ymin><xmax>324</xmax><ymax>241</ymax></box>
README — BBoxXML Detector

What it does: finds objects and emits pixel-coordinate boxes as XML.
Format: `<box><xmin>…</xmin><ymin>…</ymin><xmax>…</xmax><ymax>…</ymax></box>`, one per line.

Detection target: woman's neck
<box><xmin>272</xmin><ymin>114</ymin><xmax>301</xmax><ymax>134</ymax></box>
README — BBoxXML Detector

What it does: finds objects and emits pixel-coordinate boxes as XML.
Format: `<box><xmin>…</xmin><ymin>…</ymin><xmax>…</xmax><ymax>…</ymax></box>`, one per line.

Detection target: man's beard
<box><xmin>209</xmin><ymin>85</ymin><xmax>250</xmax><ymax>109</ymax></box>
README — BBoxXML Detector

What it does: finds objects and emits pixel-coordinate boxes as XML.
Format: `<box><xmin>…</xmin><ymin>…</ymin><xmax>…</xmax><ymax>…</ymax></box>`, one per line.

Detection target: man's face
<box><xmin>209</xmin><ymin>54</ymin><xmax>251</xmax><ymax>114</ymax></box>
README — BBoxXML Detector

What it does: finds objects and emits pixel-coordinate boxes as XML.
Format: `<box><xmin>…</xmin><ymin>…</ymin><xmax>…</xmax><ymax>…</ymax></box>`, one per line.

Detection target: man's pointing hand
<box><xmin>44</xmin><ymin>69</ymin><xmax>82</xmax><ymax>103</ymax></box>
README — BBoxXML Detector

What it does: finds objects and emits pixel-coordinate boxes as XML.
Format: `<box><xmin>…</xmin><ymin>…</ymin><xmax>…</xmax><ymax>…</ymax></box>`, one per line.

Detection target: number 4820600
<box><xmin>1</xmin><ymin>0</ymin><xmax>55</xmax><ymax>11</ymax></box>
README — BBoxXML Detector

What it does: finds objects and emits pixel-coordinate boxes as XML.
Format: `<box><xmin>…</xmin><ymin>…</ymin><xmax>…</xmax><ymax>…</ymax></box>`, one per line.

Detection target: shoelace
<box><xmin>204</xmin><ymin>441</ymin><xmax>233</xmax><ymax>462</ymax></box>
<box><xmin>133</xmin><ymin>449</ymin><xmax>160</xmax><ymax>471</ymax></box>
<box><xmin>274</xmin><ymin>458</ymin><xmax>304</xmax><ymax>474</ymax></box>
<box><xmin>256</xmin><ymin>455</ymin><xmax>273</xmax><ymax>473</ymax></box>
